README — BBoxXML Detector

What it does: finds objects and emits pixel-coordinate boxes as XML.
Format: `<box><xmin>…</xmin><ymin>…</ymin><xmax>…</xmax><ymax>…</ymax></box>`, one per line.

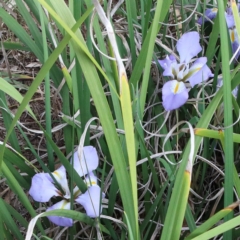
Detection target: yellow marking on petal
<box><xmin>183</xmin><ymin>67</ymin><xmax>201</xmax><ymax>81</ymax></box>
<box><xmin>231</xmin><ymin>30</ymin><xmax>235</xmax><ymax>42</ymax></box>
<box><xmin>53</xmin><ymin>171</ymin><xmax>60</xmax><ymax>178</ymax></box>
<box><xmin>61</xmin><ymin>200</ymin><xmax>69</xmax><ymax>209</ymax></box>
<box><xmin>174</xmin><ymin>82</ymin><xmax>180</xmax><ymax>94</ymax></box>
<box><xmin>74</xmin><ymin>189</ymin><xmax>81</xmax><ymax>198</ymax></box>
<box><xmin>212</xmin><ymin>8</ymin><xmax>218</xmax><ymax>12</ymax></box>
<box><xmin>87</xmin><ymin>181</ymin><xmax>96</xmax><ymax>187</ymax></box>
<box><xmin>231</xmin><ymin>1</ymin><xmax>237</xmax><ymax>7</ymax></box>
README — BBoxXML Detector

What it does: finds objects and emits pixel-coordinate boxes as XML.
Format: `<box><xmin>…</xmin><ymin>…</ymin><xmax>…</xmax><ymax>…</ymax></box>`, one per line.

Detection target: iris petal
<box><xmin>187</xmin><ymin>57</ymin><xmax>213</xmax><ymax>87</ymax></box>
<box><xmin>232</xmin><ymin>40</ymin><xmax>240</xmax><ymax>60</ymax></box>
<box><xmin>158</xmin><ymin>54</ymin><xmax>177</xmax><ymax>78</ymax></box>
<box><xmin>85</xmin><ymin>172</ymin><xmax>98</xmax><ymax>187</ymax></box>
<box><xmin>73</xmin><ymin>172</ymin><xmax>98</xmax><ymax>198</ymax></box>
<box><xmin>162</xmin><ymin>80</ymin><xmax>189</xmax><ymax>111</ymax></box>
<box><xmin>229</xmin><ymin>29</ymin><xmax>240</xmax><ymax>60</ymax></box>
<box><xmin>29</xmin><ymin>173</ymin><xmax>59</xmax><ymax>202</ymax></box>
<box><xmin>176</xmin><ymin>31</ymin><xmax>202</xmax><ymax>63</ymax></box>
<box><xmin>47</xmin><ymin>200</ymin><xmax>73</xmax><ymax>227</ymax></box>
<box><xmin>225</xmin><ymin>13</ymin><xmax>235</xmax><ymax>29</ymax></box>
<box><xmin>72</xmin><ymin>146</ymin><xmax>99</xmax><ymax>177</ymax></box>
<box><xmin>75</xmin><ymin>185</ymin><xmax>104</xmax><ymax>218</ymax></box>
<box><xmin>197</xmin><ymin>8</ymin><xmax>218</xmax><ymax>25</ymax></box>
<box><xmin>52</xmin><ymin>165</ymin><xmax>70</xmax><ymax>198</ymax></box>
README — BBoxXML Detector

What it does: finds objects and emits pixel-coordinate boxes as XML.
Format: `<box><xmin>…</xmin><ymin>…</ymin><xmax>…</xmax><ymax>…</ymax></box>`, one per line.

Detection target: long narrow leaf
<box><xmin>217</xmin><ymin>1</ymin><xmax>234</xmax><ymax>239</ymax></box>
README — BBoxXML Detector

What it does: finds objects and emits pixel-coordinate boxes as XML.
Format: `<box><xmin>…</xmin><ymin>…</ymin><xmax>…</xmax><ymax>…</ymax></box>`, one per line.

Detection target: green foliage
<box><xmin>0</xmin><ymin>0</ymin><xmax>240</xmax><ymax>239</ymax></box>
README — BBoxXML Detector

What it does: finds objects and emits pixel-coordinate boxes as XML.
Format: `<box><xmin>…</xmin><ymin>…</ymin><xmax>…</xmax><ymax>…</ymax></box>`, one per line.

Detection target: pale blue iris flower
<box><xmin>198</xmin><ymin>4</ymin><xmax>240</xmax><ymax>60</ymax></box>
<box><xmin>159</xmin><ymin>31</ymin><xmax>213</xmax><ymax>111</ymax></box>
<box><xmin>29</xmin><ymin>146</ymin><xmax>104</xmax><ymax>227</ymax></box>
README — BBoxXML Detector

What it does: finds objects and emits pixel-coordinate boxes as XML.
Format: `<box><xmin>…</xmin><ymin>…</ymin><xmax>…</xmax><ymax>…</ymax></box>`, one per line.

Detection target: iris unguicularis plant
<box><xmin>159</xmin><ymin>31</ymin><xmax>213</xmax><ymax>110</ymax></box>
<box><xmin>1</xmin><ymin>0</ymin><xmax>240</xmax><ymax>239</ymax></box>
<box><xmin>29</xmin><ymin>146</ymin><xmax>104</xmax><ymax>227</ymax></box>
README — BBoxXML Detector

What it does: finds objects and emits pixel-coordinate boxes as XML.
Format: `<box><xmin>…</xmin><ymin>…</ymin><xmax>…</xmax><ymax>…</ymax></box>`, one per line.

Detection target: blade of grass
<box><xmin>92</xmin><ymin>2</ymin><xmax>138</xmax><ymax>237</ymax></box>
<box><xmin>185</xmin><ymin>201</ymin><xmax>240</xmax><ymax>239</ymax></box>
<box><xmin>0</xmin><ymin>199</ymin><xmax>24</xmax><ymax>240</ymax></box>
<box><xmin>1</xmin><ymin>161</ymin><xmax>44</xmax><ymax>234</ymax></box>
<box><xmin>0</xmin><ymin>8</ymin><xmax>42</xmax><ymax>60</ymax></box>
<box><xmin>3</xmin><ymin>42</ymin><xmax>30</xmax><ymax>51</ymax></box>
<box><xmin>160</xmin><ymin>121</ymin><xmax>194</xmax><ymax>240</ymax></box>
<box><xmin>37</xmin><ymin>2</ymin><xmax>54</xmax><ymax>171</ymax></box>
<box><xmin>0</xmin><ymin>92</ymin><xmax>21</xmax><ymax>152</ymax></box>
<box><xmin>38</xmin><ymin>0</ymin><xmax>117</xmax><ymax>93</ymax></box>
<box><xmin>138</xmin><ymin>0</ymin><xmax>162</xmax><ymax>115</ymax></box>
<box><xmin>120</xmin><ymin>74</ymin><xmax>138</xmax><ymax>238</ymax></box>
<box><xmin>217</xmin><ymin>0</ymin><xmax>234</xmax><ymax>239</ymax></box>
<box><xmin>2</xmin><ymin>200</ymin><xmax>28</xmax><ymax>228</ymax></box>
<box><xmin>0</xmin><ymin>78</ymin><xmax>34</xmax><ymax>116</ymax></box>
<box><xmin>205</xmin><ymin>0</ymin><xmax>227</xmax><ymax>63</ymax></box>
<box><xmin>124</xmin><ymin>0</ymin><xmax>137</xmax><ymax>66</ymax></box>
<box><xmin>194</xmin><ymin>128</ymin><xmax>240</xmax><ymax>143</ymax></box>
<box><xmin>14</xmin><ymin>0</ymin><xmax>43</xmax><ymax>48</ymax></box>
<box><xmin>129</xmin><ymin>1</ymin><xmax>173</xmax><ymax>88</ymax></box>
<box><xmin>191</xmin><ymin>214</ymin><xmax>240</xmax><ymax>240</ymax></box>
<box><xmin>0</xmin><ymin>7</ymin><xmax>63</xmax><ymax>86</ymax></box>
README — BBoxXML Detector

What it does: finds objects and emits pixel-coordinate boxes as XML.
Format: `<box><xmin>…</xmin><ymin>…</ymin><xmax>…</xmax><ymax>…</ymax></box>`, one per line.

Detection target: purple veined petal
<box><xmin>197</xmin><ymin>8</ymin><xmax>218</xmax><ymax>25</ymax></box>
<box><xmin>72</xmin><ymin>146</ymin><xmax>99</xmax><ymax>177</ymax></box>
<box><xmin>52</xmin><ymin>165</ymin><xmax>70</xmax><ymax>199</ymax></box>
<box><xmin>75</xmin><ymin>185</ymin><xmax>104</xmax><ymax>218</ymax></box>
<box><xmin>158</xmin><ymin>54</ymin><xmax>177</xmax><ymax>78</ymax></box>
<box><xmin>47</xmin><ymin>200</ymin><xmax>73</xmax><ymax>227</ymax></box>
<box><xmin>176</xmin><ymin>31</ymin><xmax>202</xmax><ymax>63</ymax></box>
<box><xmin>29</xmin><ymin>173</ymin><xmax>60</xmax><ymax>202</ymax></box>
<box><xmin>162</xmin><ymin>80</ymin><xmax>189</xmax><ymax>111</ymax></box>
<box><xmin>225</xmin><ymin>12</ymin><xmax>235</xmax><ymax>29</ymax></box>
